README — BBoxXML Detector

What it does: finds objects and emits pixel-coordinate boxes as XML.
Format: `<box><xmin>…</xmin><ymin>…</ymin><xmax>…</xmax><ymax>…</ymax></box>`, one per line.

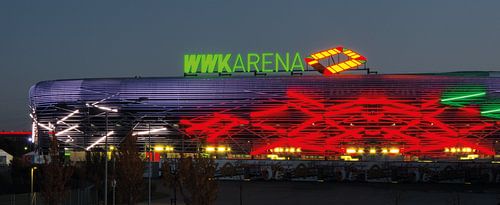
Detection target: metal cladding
<box><xmin>29</xmin><ymin>74</ymin><xmax>500</xmax><ymax>159</ymax></box>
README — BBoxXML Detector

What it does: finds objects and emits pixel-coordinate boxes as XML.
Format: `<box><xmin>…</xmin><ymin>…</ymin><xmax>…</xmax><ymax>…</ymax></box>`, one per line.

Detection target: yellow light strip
<box><xmin>340</xmin><ymin>155</ymin><xmax>359</xmax><ymax>161</ymax></box>
<box><xmin>329</xmin><ymin>65</ymin><xmax>343</xmax><ymax>72</ymax></box>
<box><xmin>270</xmin><ymin>147</ymin><xmax>302</xmax><ymax>153</ymax></box>
<box><xmin>444</xmin><ymin>147</ymin><xmax>475</xmax><ymax>153</ymax></box>
<box><xmin>267</xmin><ymin>154</ymin><xmax>286</xmax><ymax>160</ymax></box>
<box><xmin>460</xmin><ymin>154</ymin><xmax>479</xmax><ymax>160</ymax></box>
<box><xmin>307</xmin><ymin>60</ymin><xmax>319</xmax><ymax>65</ymax></box>
<box><xmin>346</xmin><ymin>61</ymin><xmax>357</xmax><ymax>67</ymax></box>
<box><xmin>326</xmin><ymin>67</ymin><xmax>338</xmax><ymax>74</ymax></box>
<box><xmin>389</xmin><ymin>148</ymin><xmax>400</xmax><ymax>154</ymax></box>
<box><xmin>346</xmin><ymin>148</ymin><xmax>357</xmax><ymax>154</ymax></box>
<box><xmin>351</xmin><ymin>60</ymin><xmax>362</xmax><ymax>65</ymax></box>
<box><xmin>338</xmin><ymin>63</ymin><xmax>350</xmax><ymax>69</ymax></box>
<box><xmin>327</xmin><ymin>49</ymin><xmax>338</xmax><ymax>54</ymax></box>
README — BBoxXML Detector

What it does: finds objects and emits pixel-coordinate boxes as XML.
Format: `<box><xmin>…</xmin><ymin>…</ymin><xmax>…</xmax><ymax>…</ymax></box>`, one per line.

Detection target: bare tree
<box><xmin>40</xmin><ymin>136</ymin><xmax>74</xmax><ymax>205</ymax></box>
<box><xmin>84</xmin><ymin>149</ymin><xmax>106</xmax><ymax>203</ymax></box>
<box><xmin>116</xmin><ymin>133</ymin><xmax>144</xmax><ymax>205</ymax></box>
<box><xmin>162</xmin><ymin>154</ymin><xmax>218</xmax><ymax>205</ymax></box>
<box><xmin>449</xmin><ymin>192</ymin><xmax>461</xmax><ymax>205</ymax></box>
<box><xmin>8</xmin><ymin>156</ymin><xmax>31</xmax><ymax>194</ymax></box>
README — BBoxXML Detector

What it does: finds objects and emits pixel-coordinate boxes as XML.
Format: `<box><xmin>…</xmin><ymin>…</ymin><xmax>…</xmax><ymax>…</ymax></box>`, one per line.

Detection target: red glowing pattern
<box><xmin>145</xmin><ymin>152</ymin><xmax>161</xmax><ymax>162</ymax></box>
<box><xmin>181</xmin><ymin>89</ymin><xmax>498</xmax><ymax>157</ymax></box>
<box><xmin>180</xmin><ymin>113</ymin><xmax>249</xmax><ymax>143</ymax></box>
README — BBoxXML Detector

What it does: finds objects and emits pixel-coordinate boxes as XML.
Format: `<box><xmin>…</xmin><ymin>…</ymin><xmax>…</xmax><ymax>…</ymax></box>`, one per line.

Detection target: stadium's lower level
<box><xmin>29</xmin><ymin>73</ymin><xmax>500</xmax><ymax>162</ymax></box>
<box><xmin>213</xmin><ymin>159</ymin><xmax>500</xmax><ymax>183</ymax></box>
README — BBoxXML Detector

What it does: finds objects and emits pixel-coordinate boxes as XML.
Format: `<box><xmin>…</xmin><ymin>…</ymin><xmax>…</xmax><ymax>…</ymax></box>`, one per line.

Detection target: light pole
<box><xmin>30</xmin><ymin>166</ymin><xmax>37</xmax><ymax>205</ymax></box>
<box><xmin>110</xmin><ymin>145</ymin><xmax>116</xmax><ymax>205</ymax></box>
<box><xmin>239</xmin><ymin>175</ymin><xmax>243</xmax><ymax>205</ymax></box>
<box><xmin>171</xmin><ymin>161</ymin><xmax>177</xmax><ymax>205</ymax></box>
<box><xmin>148</xmin><ymin>123</ymin><xmax>152</xmax><ymax>205</ymax></box>
<box><xmin>86</xmin><ymin>102</ymin><xmax>118</xmax><ymax>205</ymax></box>
<box><xmin>104</xmin><ymin>111</ymin><xmax>109</xmax><ymax>205</ymax></box>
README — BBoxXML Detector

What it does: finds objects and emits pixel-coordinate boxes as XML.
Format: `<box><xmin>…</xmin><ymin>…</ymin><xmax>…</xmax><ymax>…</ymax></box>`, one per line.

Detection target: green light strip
<box><xmin>441</xmin><ymin>92</ymin><xmax>486</xmax><ymax>102</ymax></box>
<box><xmin>481</xmin><ymin>108</ymin><xmax>500</xmax><ymax>114</ymax></box>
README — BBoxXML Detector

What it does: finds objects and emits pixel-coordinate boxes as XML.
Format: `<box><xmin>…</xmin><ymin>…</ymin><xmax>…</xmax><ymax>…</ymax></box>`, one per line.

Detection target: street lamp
<box><xmin>148</xmin><ymin>124</ymin><xmax>152</xmax><ymax>205</ymax></box>
<box><xmin>104</xmin><ymin>111</ymin><xmax>109</xmax><ymax>205</ymax></box>
<box><xmin>132</xmin><ymin>124</ymin><xmax>169</xmax><ymax>205</ymax></box>
<box><xmin>31</xmin><ymin>166</ymin><xmax>37</xmax><ymax>205</ymax></box>
<box><xmin>110</xmin><ymin>145</ymin><xmax>117</xmax><ymax>205</ymax></box>
<box><xmin>86</xmin><ymin>103</ymin><xmax>118</xmax><ymax>205</ymax></box>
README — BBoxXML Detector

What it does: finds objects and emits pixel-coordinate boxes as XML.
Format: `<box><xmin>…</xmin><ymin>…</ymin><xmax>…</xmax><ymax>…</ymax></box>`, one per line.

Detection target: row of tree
<box><xmin>20</xmin><ymin>133</ymin><xmax>217</xmax><ymax>205</ymax></box>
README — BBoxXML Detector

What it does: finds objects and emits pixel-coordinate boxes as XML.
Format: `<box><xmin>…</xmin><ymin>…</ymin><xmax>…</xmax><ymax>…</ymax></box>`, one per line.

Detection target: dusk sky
<box><xmin>1</xmin><ymin>0</ymin><xmax>500</xmax><ymax>130</ymax></box>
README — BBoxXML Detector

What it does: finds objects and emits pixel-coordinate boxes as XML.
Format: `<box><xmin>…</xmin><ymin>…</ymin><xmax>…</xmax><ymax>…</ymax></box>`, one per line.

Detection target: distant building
<box><xmin>0</xmin><ymin>149</ymin><xmax>13</xmax><ymax>166</ymax></box>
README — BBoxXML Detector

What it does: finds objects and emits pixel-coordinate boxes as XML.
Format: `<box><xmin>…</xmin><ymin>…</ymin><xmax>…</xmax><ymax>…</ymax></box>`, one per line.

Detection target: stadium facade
<box><xmin>29</xmin><ymin>72</ymin><xmax>500</xmax><ymax>162</ymax></box>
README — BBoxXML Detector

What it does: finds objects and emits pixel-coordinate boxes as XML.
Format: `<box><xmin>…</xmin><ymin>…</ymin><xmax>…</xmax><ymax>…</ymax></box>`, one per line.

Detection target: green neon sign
<box><xmin>183</xmin><ymin>52</ymin><xmax>305</xmax><ymax>74</ymax></box>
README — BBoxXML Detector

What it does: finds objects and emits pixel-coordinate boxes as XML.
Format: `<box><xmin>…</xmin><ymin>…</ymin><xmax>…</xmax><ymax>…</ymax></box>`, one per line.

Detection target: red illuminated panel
<box><xmin>0</xmin><ymin>131</ymin><xmax>32</xmax><ymax>135</ymax></box>
<box><xmin>145</xmin><ymin>152</ymin><xmax>161</xmax><ymax>162</ymax></box>
<box><xmin>180</xmin><ymin>113</ymin><xmax>249</xmax><ymax>143</ymax></box>
<box><xmin>180</xmin><ymin>89</ymin><xmax>498</xmax><ymax>157</ymax></box>
<box><xmin>305</xmin><ymin>47</ymin><xmax>367</xmax><ymax>76</ymax></box>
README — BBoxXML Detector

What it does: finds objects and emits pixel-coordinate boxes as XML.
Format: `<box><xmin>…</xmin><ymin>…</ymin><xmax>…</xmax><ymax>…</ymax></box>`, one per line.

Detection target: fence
<box><xmin>0</xmin><ymin>186</ymin><xmax>96</xmax><ymax>205</ymax></box>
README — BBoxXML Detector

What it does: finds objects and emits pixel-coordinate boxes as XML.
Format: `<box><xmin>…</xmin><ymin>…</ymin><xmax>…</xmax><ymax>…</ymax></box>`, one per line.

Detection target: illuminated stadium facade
<box><xmin>29</xmin><ymin>73</ymin><xmax>500</xmax><ymax>161</ymax></box>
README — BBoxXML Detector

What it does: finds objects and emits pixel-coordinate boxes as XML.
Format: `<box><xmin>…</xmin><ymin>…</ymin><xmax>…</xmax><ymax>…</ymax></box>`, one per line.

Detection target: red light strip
<box><xmin>181</xmin><ymin>89</ymin><xmax>498</xmax><ymax>157</ymax></box>
<box><xmin>0</xmin><ymin>131</ymin><xmax>32</xmax><ymax>135</ymax></box>
<box><xmin>181</xmin><ymin>113</ymin><xmax>249</xmax><ymax>143</ymax></box>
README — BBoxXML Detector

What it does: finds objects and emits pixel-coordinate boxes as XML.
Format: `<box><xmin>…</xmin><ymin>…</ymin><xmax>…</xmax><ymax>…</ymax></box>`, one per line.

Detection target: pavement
<box><xmin>138</xmin><ymin>181</ymin><xmax>500</xmax><ymax>205</ymax></box>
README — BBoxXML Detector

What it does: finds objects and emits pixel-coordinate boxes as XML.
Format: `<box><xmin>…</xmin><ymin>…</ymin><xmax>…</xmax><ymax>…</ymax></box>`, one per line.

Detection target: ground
<box><xmin>140</xmin><ymin>181</ymin><xmax>500</xmax><ymax>205</ymax></box>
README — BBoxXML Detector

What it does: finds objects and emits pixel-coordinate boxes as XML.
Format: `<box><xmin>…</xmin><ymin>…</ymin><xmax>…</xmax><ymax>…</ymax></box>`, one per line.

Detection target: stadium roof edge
<box><xmin>30</xmin><ymin>71</ymin><xmax>500</xmax><ymax>86</ymax></box>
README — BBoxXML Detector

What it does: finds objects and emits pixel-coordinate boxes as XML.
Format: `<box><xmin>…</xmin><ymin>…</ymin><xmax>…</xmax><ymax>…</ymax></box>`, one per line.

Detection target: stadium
<box><xmin>27</xmin><ymin>46</ymin><xmax>500</xmax><ymax>183</ymax></box>
<box><xmin>30</xmin><ymin>73</ymin><xmax>500</xmax><ymax>161</ymax></box>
